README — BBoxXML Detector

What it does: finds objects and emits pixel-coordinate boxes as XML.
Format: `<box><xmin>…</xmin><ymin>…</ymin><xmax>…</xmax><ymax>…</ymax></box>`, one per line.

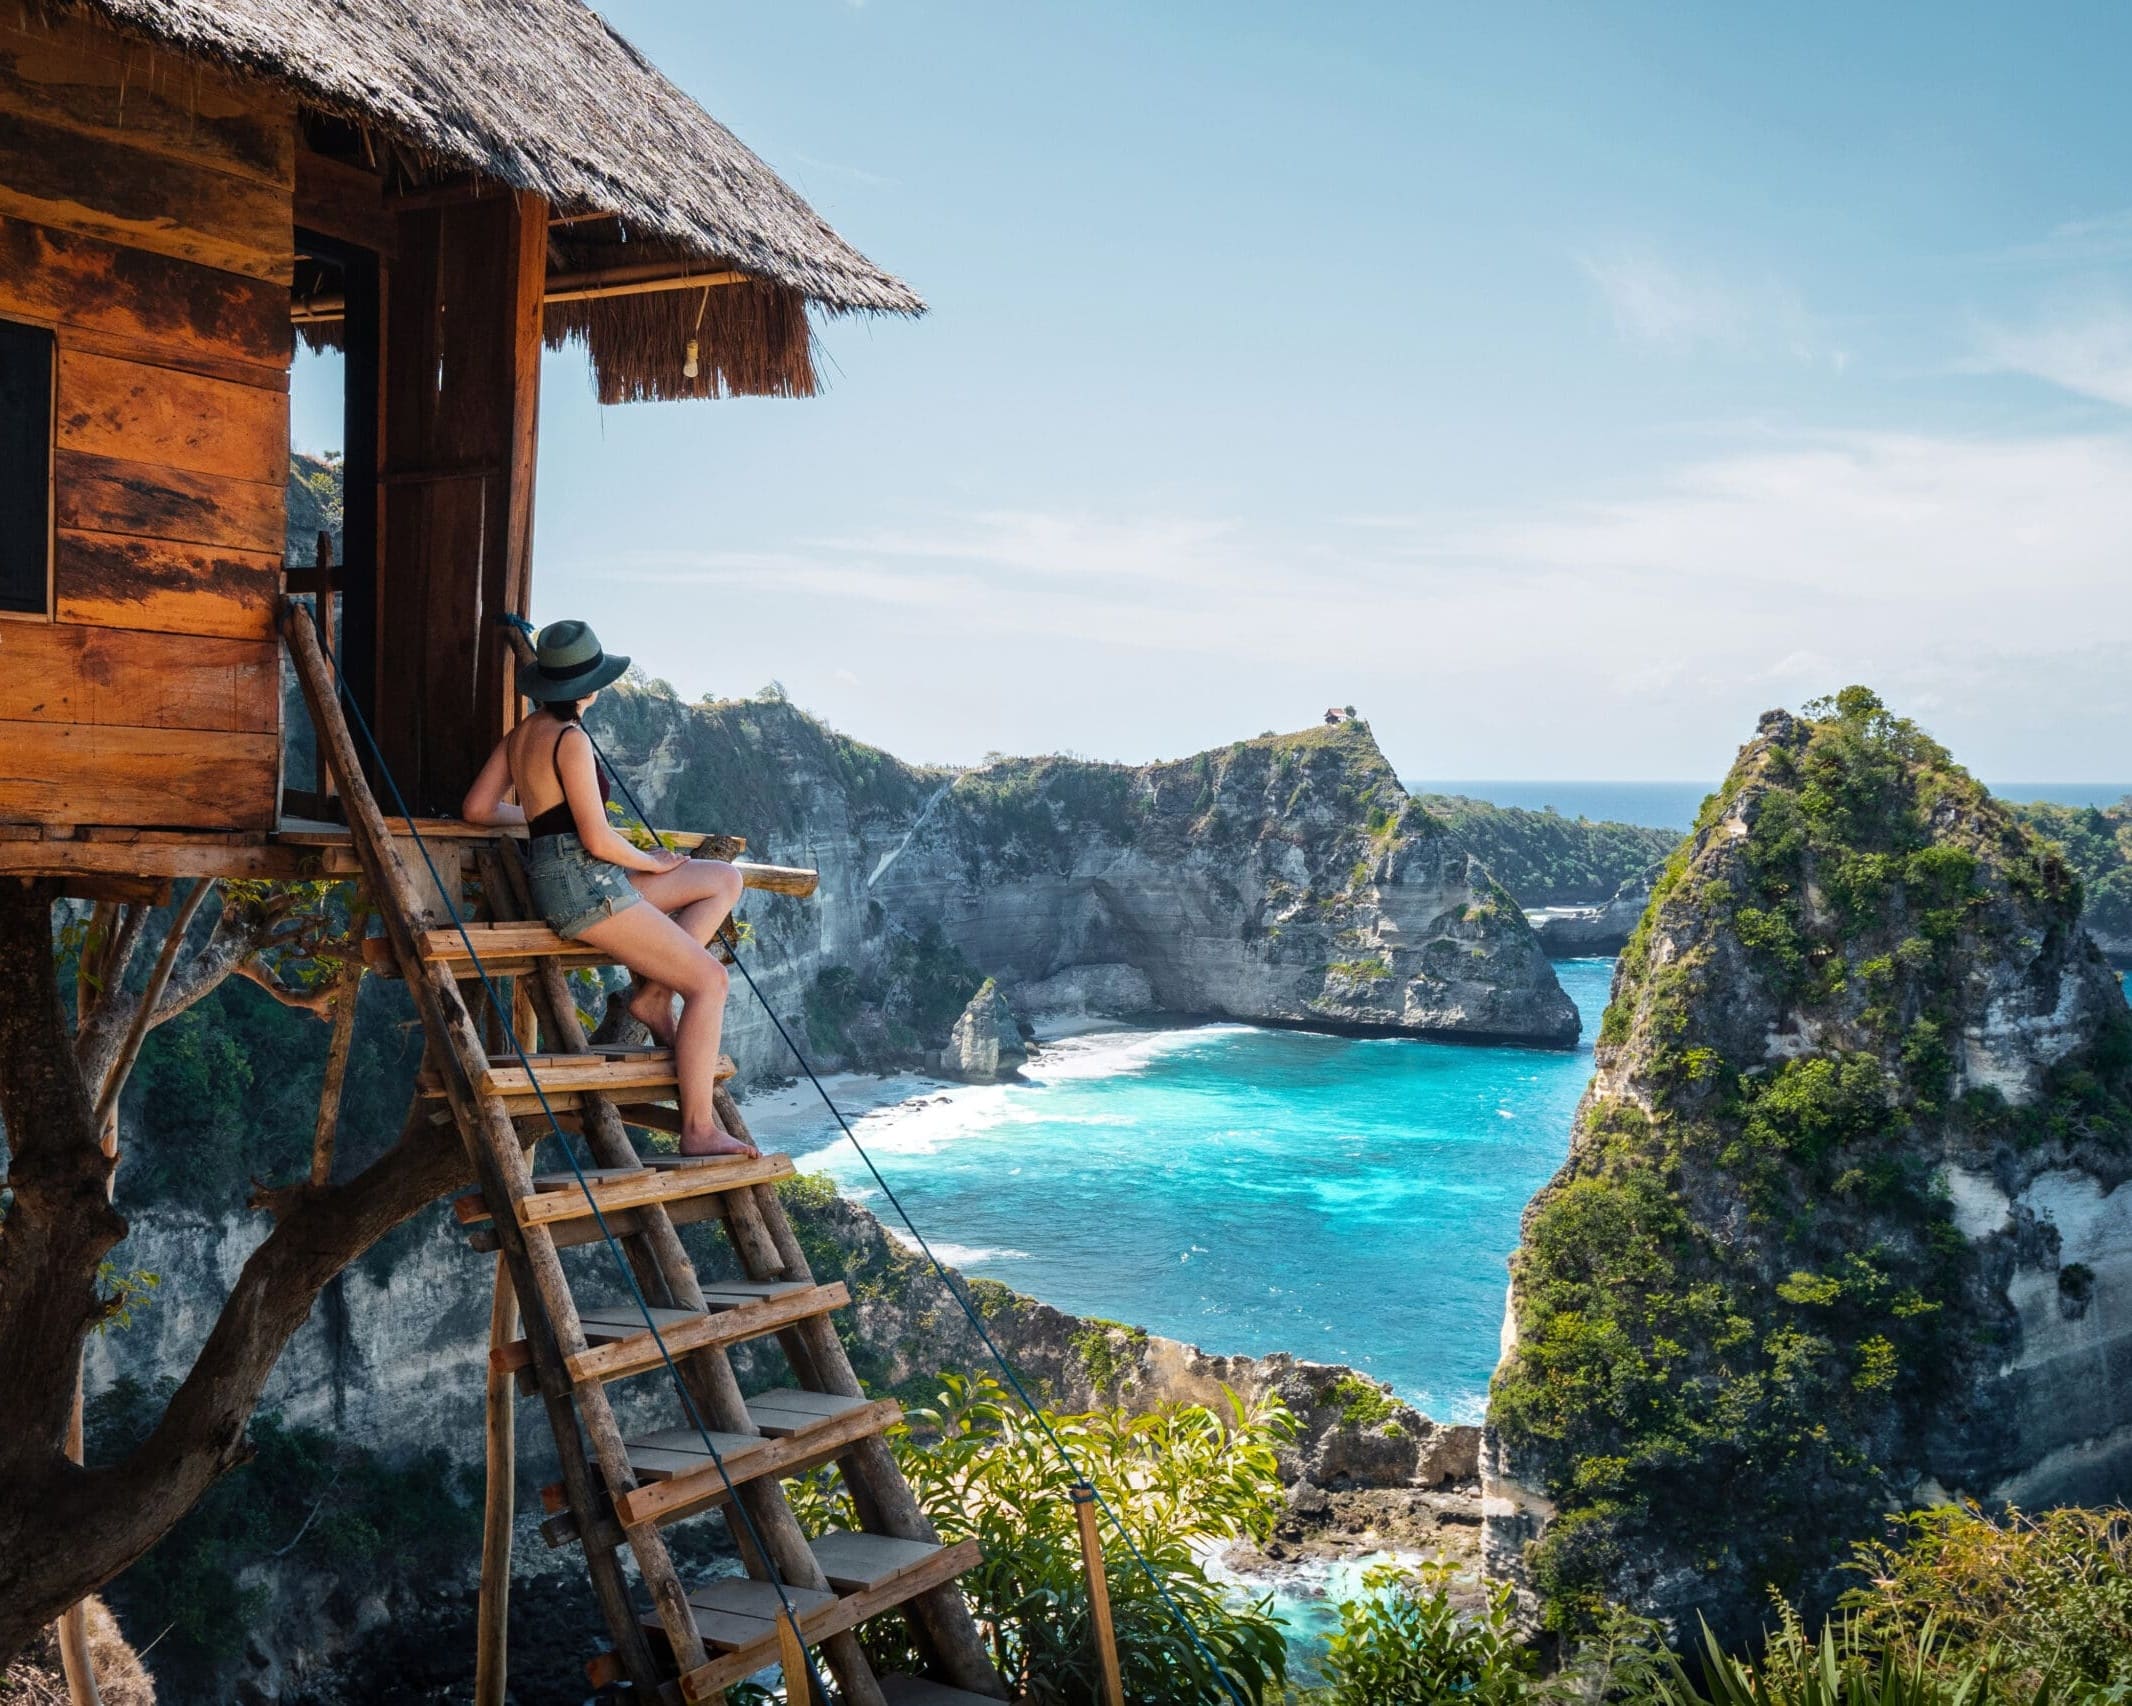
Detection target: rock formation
<box><xmin>1484</xmin><ymin>690</ymin><xmax>2132</xmax><ymax>1642</ymax></box>
<box><xmin>1527</xmin><ymin>861</ymin><xmax>1664</xmax><ymax>958</ymax></box>
<box><xmin>937</xmin><ymin>978</ymin><xmax>1027</xmax><ymax>1081</ymax></box>
<box><xmin>588</xmin><ymin>689</ymin><xmax>1579</xmax><ymax>1059</ymax></box>
<box><xmin>2008</xmin><ymin>799</ymin><xmax>2132</xmax><ymax>966</ymax></box>
<box><xmin>860</xmin><ymin>723</ymin><xmax>1577</xmax><ymax>1047</ymax></box>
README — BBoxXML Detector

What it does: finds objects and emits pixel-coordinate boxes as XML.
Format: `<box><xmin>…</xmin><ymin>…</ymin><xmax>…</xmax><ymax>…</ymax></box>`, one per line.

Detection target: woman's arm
<box><xmin>556</xmin><ymin>726</ymin><xmax>678</xmax><ymax>873</ymax></box>
<box><xmin>461</xmin><ymin>739</ymin><xmax>526</xmax><ymax>827</ymax></box>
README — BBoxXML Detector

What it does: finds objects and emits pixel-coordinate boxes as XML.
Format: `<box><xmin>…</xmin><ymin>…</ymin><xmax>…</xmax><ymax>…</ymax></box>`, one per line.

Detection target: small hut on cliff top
<box><xmin>0</xmin><ymin>0</ymin><xmax>918</xmax><ymax>849</ymax></box>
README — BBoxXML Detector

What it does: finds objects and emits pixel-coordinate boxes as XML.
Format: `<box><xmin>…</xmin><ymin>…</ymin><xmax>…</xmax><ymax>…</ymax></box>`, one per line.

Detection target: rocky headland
<box><xmin>590</xmin><ymin>687</ymin><xmax>1579</xmax><ymax>1058</ymax></box>
<box><xmin>1484</xmin><ymin>690</ymin><xmax>2132</xmax><ymax>1642</ymax></box>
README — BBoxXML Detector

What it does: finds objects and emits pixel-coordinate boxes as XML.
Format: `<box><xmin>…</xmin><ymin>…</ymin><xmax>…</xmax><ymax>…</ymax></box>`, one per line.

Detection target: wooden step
<box><xmin>453</xmin><ymin>1150</ymin><xmax>794</xmax><ymax>1228</ymax></box>
<box><xmin>492</xmin><ymin>1283</ymin><xmax>845</xmax><ymax>1387</ymax></box>
<box><xmin>660</xmin><ymin>1536</ymin><xmax>983</xmax><ymax>1703</ymax></box>
<box><xmin>742</xmin><ymin>1388</ymin><xmax>876</xmax><ymax>1439</ymax></box>
<box><xmin>419</xmin><ymin>1047</ymin><xmax>733</xmax><ymax>1114</ymax></box>
<box><xmin>808</xmin><ymin>1529</ymin><xmax>956</xmax><ymax>1593</ymax></box>
<box><xmin>614</xmin><ymin>1398</ymin><xmax>903</xmax><ymax>1529</ymax></box>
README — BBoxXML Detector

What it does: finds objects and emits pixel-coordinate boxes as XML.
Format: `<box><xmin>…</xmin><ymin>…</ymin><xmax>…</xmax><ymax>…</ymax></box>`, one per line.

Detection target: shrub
<box><xmin>787</xmin><ymin>1373</ymin><xmax>1294</xmax><ymax>1705</ymax></box>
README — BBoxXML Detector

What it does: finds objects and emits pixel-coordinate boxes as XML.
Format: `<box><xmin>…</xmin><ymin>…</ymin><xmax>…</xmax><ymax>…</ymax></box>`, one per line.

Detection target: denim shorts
<box><xmin>526</xmin><ymin>834</ymin><xmax>643</xmax><ymax>939</ymax></box>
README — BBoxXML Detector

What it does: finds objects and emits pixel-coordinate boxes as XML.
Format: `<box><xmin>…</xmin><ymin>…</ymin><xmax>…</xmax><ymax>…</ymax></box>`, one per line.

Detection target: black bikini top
<box><xmin>523</xmin><ymin>722</ymin><xmax>612</xmax><ymax>838</ymax></box>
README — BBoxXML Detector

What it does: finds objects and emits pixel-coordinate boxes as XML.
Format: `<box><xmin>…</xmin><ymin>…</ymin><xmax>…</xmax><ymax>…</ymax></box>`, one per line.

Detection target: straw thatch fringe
<box><xmin>53</xmin><ymin>0</ymin><xmax>922</xmax><ymax>316</ymax></box>
<box><xmin>544</xmin><ymin>279</ymin><xmax>817</xmax><ymax>403</ymax></box>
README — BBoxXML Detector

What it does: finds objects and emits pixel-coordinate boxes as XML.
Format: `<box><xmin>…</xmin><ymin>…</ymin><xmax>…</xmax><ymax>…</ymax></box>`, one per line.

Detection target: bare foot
<box><xmin>678</xmin><ymin>1124</ymin><xmax>759</xmax><ymax>1159</ymax></box>
<box><xmin>626</xmin><ymin>982</ymin><xmax>679</xmax><ymax>1048</ymax></box>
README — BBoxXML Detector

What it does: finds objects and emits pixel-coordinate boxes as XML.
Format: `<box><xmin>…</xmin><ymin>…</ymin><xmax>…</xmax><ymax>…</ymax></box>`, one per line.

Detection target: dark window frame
<box><xmin>0</xmin><ymin>314</ymin><xmax>55</xmax><ymax>620</ymax></box>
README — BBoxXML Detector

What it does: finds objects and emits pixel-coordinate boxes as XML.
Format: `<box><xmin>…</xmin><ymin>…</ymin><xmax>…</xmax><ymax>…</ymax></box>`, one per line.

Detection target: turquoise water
<box><xmin>769</xmin><ymin>959</ymin><xmax>1617</xmax><ymax>1422</ymax></box>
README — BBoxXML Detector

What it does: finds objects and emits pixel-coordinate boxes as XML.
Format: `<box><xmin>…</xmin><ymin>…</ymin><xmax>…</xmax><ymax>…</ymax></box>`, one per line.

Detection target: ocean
<box><xmin>1408</xmin><ymin>779</ymin><xmax>2132</xmax><ymax>832</ymax></box>
<box><xmin>744</xmin><ymin>959</ymin><xmax>1619</xmax><ymax>1423</ymax></box>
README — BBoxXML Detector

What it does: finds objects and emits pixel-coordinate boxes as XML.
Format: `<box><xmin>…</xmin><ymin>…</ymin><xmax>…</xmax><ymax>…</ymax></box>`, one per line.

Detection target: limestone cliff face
<box><xmin>1484</xmin><ymin>690</ymin><xmax>2132</xmax><ymax>1642</ymax></box>
<box><xmin>589</xmin><ymin>691</ymin><xmax>1578</xmax><ymax>1056</ymax></box>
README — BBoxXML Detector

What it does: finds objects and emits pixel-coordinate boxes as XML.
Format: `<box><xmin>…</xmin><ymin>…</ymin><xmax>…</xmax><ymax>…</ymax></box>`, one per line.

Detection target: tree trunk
<box><xmin>0</xmin><ymin>879</ymin><xmax>477</xmax><ymax>1662</ymax></box>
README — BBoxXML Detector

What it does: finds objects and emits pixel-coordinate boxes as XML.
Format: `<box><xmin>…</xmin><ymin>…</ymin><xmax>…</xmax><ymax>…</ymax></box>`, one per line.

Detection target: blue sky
<box><xmin>295</xmin><ymin>2</ymin><xmax>2132</xmax><ymax>782</ymax></box>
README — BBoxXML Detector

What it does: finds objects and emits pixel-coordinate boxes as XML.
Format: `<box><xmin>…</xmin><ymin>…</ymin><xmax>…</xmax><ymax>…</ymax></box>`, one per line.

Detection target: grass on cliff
<box><xmin>1492</xmin><ymin>686</ymin><xmax>2132</xmax><ymax>1637</ymax></box>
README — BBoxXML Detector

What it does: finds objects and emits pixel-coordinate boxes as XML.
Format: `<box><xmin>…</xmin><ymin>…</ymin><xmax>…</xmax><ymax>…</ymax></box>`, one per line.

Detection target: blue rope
<box><xmin>582</xmin><ymin>722</ymin><xmax>1255</xmax><ymax>1706</ymax></box>
<box><xmin>305</xmin><ymin>617</ymin><xmax>830</xmax><ymax>1704</ymax></box>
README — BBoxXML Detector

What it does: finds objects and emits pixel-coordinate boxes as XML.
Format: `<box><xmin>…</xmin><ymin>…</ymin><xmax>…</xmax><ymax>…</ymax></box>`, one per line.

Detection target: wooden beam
<box><xmin>295</xmin><ymin>148</ymin><xmax>397</xmax><ymax>258</ymax></box>
<box><xmin>475</xmin><ymin>1258</ymin><xmax>517</xmax><ymax>1706</ymax></box>
<box><xmin>292</xmin><ymin>263</ymin><xmax>752</xmax><ymax>322</ymax></box>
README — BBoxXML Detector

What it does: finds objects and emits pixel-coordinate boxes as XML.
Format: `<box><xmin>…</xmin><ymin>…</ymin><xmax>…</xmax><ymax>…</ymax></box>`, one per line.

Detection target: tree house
<box><xmin>0</xmin><ymin>0</ymin><xmax>921</xmax><ymax>873</ymax></box>
<box><xmin>0</xmin><ymin>6</ymin><xmax>1015</xmax><ymax>1703</ymax></box>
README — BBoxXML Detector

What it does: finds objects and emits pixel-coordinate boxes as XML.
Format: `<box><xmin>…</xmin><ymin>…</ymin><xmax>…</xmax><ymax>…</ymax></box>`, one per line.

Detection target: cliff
<box><xmin>1527</xmin><ymin>861</ymin><xmax>1666</xmax><ymax>958</ymax></box>
<box><xmin>589</xmin><ymin>687</ymin><xmax>1578</xmax><ymax>1057</ymax></box>
<box><xmin>1484</xmin><ymin>689</ymin><xmax>2132</xmax><ymax>1642</ymax></box>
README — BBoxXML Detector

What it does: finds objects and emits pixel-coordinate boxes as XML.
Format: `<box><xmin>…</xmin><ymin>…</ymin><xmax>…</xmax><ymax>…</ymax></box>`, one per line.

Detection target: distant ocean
<box><xmin>1408</xmin><ymin>780</ymin><xmax>2132</xmax><ymax>832</ymax></box>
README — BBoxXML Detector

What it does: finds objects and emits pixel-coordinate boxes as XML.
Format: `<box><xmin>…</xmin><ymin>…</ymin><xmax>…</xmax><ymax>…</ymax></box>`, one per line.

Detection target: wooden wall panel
<box><xmin>0</xmin><ymin>720</ymin><xmax>277</xmax><ymax>829</ymax></box>
<box><xmin>0</xmin><ymin>217</ymin><xmax>288</xmax><ymax>370</ymax></box>
<box><xmin>0</xmin><ymin>108</ymin><xmax>291</xmax><ymax>281</ymax></box>
<box><xmin>0</xmin><ymin>13</ymin><xmax>294</xmax><ymax>188</ymax></box>
<box><xmin>0</xmin><ymin>621</ymin><xmax>277</xmax><ymax>732</ymax></box>
<box><xmin>54</xmin><ymin>529</ymin><xmax>279</xmax><ymax>640</ymax></box>
<box><xmin>57</xmin><ymin>347</ymin><xmax>288</xmax><ymax>483</ymax></box>
<box><xmin>53</xmin><ymin>450</ymin><xmax>282</xmax><ymax>555</ymax></box>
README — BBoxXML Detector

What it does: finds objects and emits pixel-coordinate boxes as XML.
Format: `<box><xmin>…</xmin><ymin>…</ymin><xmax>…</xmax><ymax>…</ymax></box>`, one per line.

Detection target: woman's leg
<box><xmin>575</xmin><ymin>901</ymin><xmax>753</xmax><ymax>1156</ymax></box>
<box><xmin>621</xmin><ymin>861</ymin><xmax>744</xmax><ymax>1045</ymax></box>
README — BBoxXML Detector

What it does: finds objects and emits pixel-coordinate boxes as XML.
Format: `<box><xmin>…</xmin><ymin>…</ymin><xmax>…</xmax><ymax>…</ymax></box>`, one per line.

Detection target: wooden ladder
<box><xmin>285</xmin><ymin>601</ymin><xmax>1007</xmax><ymax>1705</ymax></box>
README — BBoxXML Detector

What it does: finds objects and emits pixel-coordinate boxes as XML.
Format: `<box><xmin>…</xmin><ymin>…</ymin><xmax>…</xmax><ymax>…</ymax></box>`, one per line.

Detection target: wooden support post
<box><xmin>1071</xmin><ymin>1484</ymin><xmax>1125</xmax><ymax>1706</ymax></box>
<box><xmin>310</xmin><ymin>962</ymin><xmax>362</xmax><ymax>1187</ymax></box>
<box><xmin>476</xmin><ymin>1258</ymin><xmax>518</xmax><ymax>1706</ymax></box>
<box><xmin>776</xmin><ymin>1612</ymin><xmax>812</xmax><ymax>1706</ymax></box>
<box><xmin>314</xmin><ymin>528</ymin><xmax>337</xmax><ymax>811</ymax></box>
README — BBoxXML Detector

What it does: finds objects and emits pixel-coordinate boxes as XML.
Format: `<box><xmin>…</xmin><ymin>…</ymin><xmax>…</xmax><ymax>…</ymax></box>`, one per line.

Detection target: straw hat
<box><xmin>519</xmin><ymin>619</ymin><xmax>630</xmax><ymax>701</ymax></box>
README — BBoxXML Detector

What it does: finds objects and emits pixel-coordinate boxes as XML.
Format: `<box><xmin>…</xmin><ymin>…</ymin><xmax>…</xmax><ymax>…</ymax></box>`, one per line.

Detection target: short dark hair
<box><xmin>547</xmin><ymin>696</ymin><xmax>586</xmax><ymax>723</ymax></box>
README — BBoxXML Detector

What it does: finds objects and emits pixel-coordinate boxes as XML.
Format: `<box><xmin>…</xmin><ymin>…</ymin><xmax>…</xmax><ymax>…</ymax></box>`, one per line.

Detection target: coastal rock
<box><xmin>938</xmin><ymin>978</ymin><xmax>1027</xmax><ymax>1081</ymax></box>
<box><xmin>866</xmin><ymin>722</ymin><xmax>1578</xmax><ymax>1048</ymax></box>
<box><xmin>587</xmin><ymin>693</ymin><xmax>1578</xmax><ymax>1063</ymax></box>
<box><xmin>1485</xmin><ymin>689</ymin><xmax>2132</xmax><ymax>1641</ymax></box>
<box><xmin>1526</xmin><ymin>861</ymin><xmax>1663</xmax><ymax>958</ymax></box>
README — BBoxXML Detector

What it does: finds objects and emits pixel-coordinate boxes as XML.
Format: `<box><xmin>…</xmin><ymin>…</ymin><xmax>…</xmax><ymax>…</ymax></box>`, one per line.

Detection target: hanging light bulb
<box><xmin>683</xmin><ymin>337</ymin><xmax>700</xmax><ymax>380</ymax></box>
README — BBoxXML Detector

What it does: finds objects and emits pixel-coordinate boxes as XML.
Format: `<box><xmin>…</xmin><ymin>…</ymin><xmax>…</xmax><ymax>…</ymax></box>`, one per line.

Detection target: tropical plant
<box><xmin>1315</xmin><ymin>1562</ymin><xmax>1535</xmax><ymax>1706</ymax></box>
<box><xmin>786</xmin><ymin>1373</ymin><xmax>1293</xmax><ymax>1705</ymax></box>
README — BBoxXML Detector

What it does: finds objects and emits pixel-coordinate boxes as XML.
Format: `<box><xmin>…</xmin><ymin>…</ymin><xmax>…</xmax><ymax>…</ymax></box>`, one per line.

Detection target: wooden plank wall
<box><xmin>0</xmin><ymin>10</ymin><xmax>291</xmax><ymax>831</ymax></box>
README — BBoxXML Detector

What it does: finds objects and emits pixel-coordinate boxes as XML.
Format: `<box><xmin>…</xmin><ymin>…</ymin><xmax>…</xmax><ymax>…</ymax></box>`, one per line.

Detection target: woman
<box><xmin>461</xmin><ymin>620</ymin><xmax>754</xmax><ymax>1158</ymax></box>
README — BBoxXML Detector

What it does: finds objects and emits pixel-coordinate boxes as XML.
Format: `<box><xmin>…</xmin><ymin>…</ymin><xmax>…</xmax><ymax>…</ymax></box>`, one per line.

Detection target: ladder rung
<box><xmin>419</xmin><ymin>1049</ymin><xmax>734</xmax><ymax>1108</ymax></box>
<box><xmin>650</xmin><ymin>1578</ymin><xmax>839</xmax><ymax>1649</ymax></box>
<box><xmin>614</xmin><ymin>1399</ymin><xmax>903</xmax><ymax>1529</ymax></box>
<box><xmin>487</xmin><ymin>1285</ymin><xmax>829</xmax><ymax>1382</ymax></box>
<box><xmin>743</xmin><ymin>1388</ymin><xmax>875</xmax><ymax>1438</ymax></box>
<box><xmin>463</xmin><ymin>1188</ymin><xmax>730</xmax><ymax>1252</ymax></box>
<box><xmin>664</xmin><ymin>1537</ymin><xmax>982</xmax><ymax>1703</ymax></box>
<box><xmin>808</xmin><ymin>1529</ymin><xmax>957</xmax><ymax>1593</ymax></box>
<box><xmin>453</xmin><ymin>1150</ymin><xmax>794</xmax><ymax>1227</ymax></box>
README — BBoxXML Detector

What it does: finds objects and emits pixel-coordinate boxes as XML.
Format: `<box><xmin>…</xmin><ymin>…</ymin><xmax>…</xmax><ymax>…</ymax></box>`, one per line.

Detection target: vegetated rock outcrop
<box><xmin>863</xmin><ymin>724</ymin><xmax>1577</xmax><ymax>1047</ymax></box>
<box><xmin>1484</xmin><ymin>689</ymin><xmax>2132</xmax><ymax>1644</ymax></box>
<box><xmin>1416</xmin><ymin>794</ymin><xmax>1679</xmax><ymax>908</ymax></box>
<box><xmin>589</xmin><ymin>687</ymin><xmax>1579</xmax><ymax>1057</ymax></box>
<box><xmin>2009</xmin><ymin>799</ymin><xmax>2132</xmax><ymax>966</ymax></box>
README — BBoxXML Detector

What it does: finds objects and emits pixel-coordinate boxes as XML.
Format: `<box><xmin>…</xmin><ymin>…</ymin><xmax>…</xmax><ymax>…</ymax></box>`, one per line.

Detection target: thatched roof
<box><xmin>62</xmin><ymin>0</ymin><xmax>920</xmax><ymax>398</ymax></box>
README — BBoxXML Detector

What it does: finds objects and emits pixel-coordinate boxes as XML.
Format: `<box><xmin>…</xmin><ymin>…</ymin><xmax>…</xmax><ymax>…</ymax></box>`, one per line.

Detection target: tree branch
<box><xmin>231</xmin><ymin>958</ymin><xmax>341</xmax><ymax>1019</ymax></box>
<box><xmin>0</xmin><ymin>1095</ymin><xmax>474</xmax><ymax>1654</ymax></box>
<box><xmin>93</xmin><ymin>880</ymin><xmax>215</xmax><ymax>1131</ymax></box>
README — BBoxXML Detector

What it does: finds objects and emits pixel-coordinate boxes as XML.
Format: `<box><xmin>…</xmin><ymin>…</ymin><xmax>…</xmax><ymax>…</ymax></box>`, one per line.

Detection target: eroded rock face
<box><xmin>867</xmin><ymin>723</ymin><xmax>1577</xmax><ymax>1047</ymax></box>
<box><xmin>939</xmin><ymin>979</ymin><xmax>1027</xmax><ymax>1082</ymax></box>
<box><xmin>1527</xmin><ymin>862</ymin><xmax>1665</xmax><ymax>958</ymax></box>
<box><xmin>1485</xmin><ymin>691</ymin><xmax>2132</xmax><ymax>1642</ymax></box>
<box><xmin>589</xmin><ymin>692</ymin><xmax>1578</xmax><ymax>1059</ymax></box>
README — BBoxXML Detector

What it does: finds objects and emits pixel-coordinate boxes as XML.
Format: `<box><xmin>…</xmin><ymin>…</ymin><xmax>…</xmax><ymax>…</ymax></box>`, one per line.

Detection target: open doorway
<box><xmin>283</xmin><ymin>228</ymin><xmax>380</xmax><ymax>820</ymax></box>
